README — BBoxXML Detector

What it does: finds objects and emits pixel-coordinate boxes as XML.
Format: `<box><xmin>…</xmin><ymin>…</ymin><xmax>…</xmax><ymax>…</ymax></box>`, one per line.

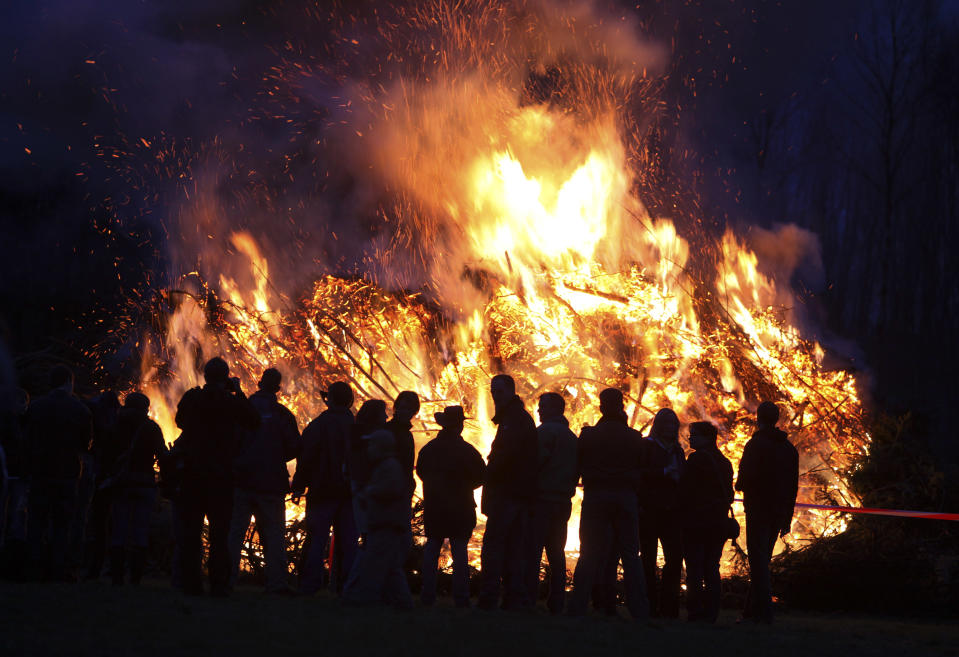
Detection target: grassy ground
<box><xmin>1</xmin><ymin>579</ymin><xmax>957</xmax><ymax>657</ymax></box>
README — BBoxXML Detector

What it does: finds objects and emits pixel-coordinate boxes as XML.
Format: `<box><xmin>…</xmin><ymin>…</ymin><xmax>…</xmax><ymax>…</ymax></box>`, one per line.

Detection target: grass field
<box><xmin>2</xmin><ymin>579</ymin><xmax>957</xmax><ymax>657</ymax></box>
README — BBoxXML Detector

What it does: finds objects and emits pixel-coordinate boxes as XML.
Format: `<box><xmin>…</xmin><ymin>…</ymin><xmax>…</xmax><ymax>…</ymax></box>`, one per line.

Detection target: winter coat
<box><xmin>108</xmin><ymin>413</ymin><xmax>167</xmax><ymax>488</ymax></box>
<box><xmin>535</xmin><ymin>417</ymin><xmax>578</xmax><ymax>502</ymax></box>
<box><xmin>679</xmin><ymin>447</ymin><xmax>734</xmax><ymax>528</ymax></box>
<box><xmin>481</xmin><ymin>395</ymin><xmax>538</xmax><ymax>512</ymax></box>
<box><xmin>638</xmin><ymin>436</ymin><xmax>686</xmax><ymax>514</ymax></box>
<box><xmin>234</xmin><ymin>390</ymin><xmax>300</xmax><ymax>494</ymax></box>
<box><xmin>362</xmin><ymin>438</ymin><xmax>410</xmax><ymax>532</ymax></box>
<box><xmin>577</xmin><ymin>415</ymin><xmax>644</xmax><ymax>493</ymax></box>
<box><xmin>26</xmin><ymin>388</ymin><xmax>93</xmax><ymax>480</ymax></box>
<box><xmin>386</xmin><ymin>417</ymin><xmax>416</xmax><ymax>501</ymax></box>
<box><xmin>735</xmin><ymin>427</ymin><xmax>799</xmax><ymax>529</ymax></box>
<box><xmin>416</xmin><ymin>429</ymin><xmax>486</xmax><ymax>538</ymax></box>
<box><xmin>174</xmin><ymin>384</ymin><xmax>261</xmax><ymax>485</ymax></box>
<box><xmin>291</xmin><ymin>406</ymin><xmax>354</xmax><ymax>501</ymax></box>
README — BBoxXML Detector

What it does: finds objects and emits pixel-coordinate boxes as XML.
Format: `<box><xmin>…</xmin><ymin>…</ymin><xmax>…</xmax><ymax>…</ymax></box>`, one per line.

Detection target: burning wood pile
<box><xmin>118</xmin><ymin>0</ymin><xmax>868</xmax><ymax>565</ymax></box>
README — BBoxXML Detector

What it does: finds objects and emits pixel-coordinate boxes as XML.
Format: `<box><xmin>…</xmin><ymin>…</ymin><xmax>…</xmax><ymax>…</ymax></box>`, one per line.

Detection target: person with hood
<box><xmin>341</xmin><ymin>429</ymin><xmax>414</xmax><ymax>609</ymax></box>
<box><xmin>291</xmin><ymin>381</ymin><xmax>356</xmax><ymax>595</ymax></box>
<box><xmin>416</xmin><ymin>405</ymin><xmax>486</xmax><ymax>607</ymax></box>
<box><xmin>107</xmin><ymin>392</ymin><xmax>167</xmax><ymax>585</ymax></box>
<box><xmin>229</xmin><ymin>368</ymin><xmax>300</xmax><ymax>594</ymax></box>
<box><xmin>567</xmin><ymin>388</ymin><xmax>648</xmax><ymax>620</ymax></box>
<box><xmin>26</xmin><ymin>365</ymin><xmax>93</xmax><ymax>581</ymax></box>
<box><xmin>680</xmin><ymin>421</ymin><xmax>733</xmax><ymax>622</ymax></box>
<box><xmin>638</xmin><ymin>407</ymin><xmax>686</xmax><ymax>618</ymax></box>
<box><xmin>174</xmin><ymin>357</ymin><xmax>260</xmax><ymax>596</ymax></box>
<box><xmin>526</xmin><ymin>392</ymin><xmax>578</xmax><ymax>614</ymax></box>
<box><xmin>478</xmin><ymin>374</ymin><xmax>538</xmax><ymax>610</ymax></box>
<box><xmin>386</xmin><ymin>391</ymin><xmax>420</xmax><ymax>510</ymax></box>
<box><xmin>736</xmin><ymin>401</ymin><xmax>799</xmax><ymax>623</ymax></box>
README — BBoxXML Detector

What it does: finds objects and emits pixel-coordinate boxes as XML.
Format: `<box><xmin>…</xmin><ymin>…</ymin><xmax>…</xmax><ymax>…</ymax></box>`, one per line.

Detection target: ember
<box><xmin>128</xmin><ymin>0</ymin><xmax>868</xmax><ymax>567</ymax></box>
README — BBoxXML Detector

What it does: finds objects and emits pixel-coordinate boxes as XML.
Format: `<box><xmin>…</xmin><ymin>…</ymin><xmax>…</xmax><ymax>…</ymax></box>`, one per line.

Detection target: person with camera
<box><xmin>679</xmin><ymin>421</ymin><xmax>734</xmax><ymax>623</ymax></box>
<box><xmin>173</xmin><ymin>357</ymin><xmax>260</xmax><ymax>596</ymax></box>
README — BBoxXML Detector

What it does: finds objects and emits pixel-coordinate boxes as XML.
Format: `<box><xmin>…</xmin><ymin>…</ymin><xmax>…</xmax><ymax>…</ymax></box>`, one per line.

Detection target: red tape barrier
<box><xmin>733</xmin><ymin>499</ymin><xmax>959</xmax><ymax>521</ymax></box>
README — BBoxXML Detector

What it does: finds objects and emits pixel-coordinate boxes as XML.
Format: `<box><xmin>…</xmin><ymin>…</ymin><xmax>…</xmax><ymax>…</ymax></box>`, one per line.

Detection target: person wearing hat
<box><xmin>679</xmin><ymin>421</ymin><xmax>733</xmax><ymax>622</ymax></box>
<box><xmin>341</xmin><ymin>429</ymin><xmax>414</xmax><ymax>608</ymax></box>
<box><xmin>567</xmin><ymin>388</ymin><xmax>649</xmax><ymax>620</ymax></box>
<box><xmin>736</xmin><ymin>401</ymin><xmax>799</xmax><ymax>623</ymax></box>
<box><xmin>291</xmin><ymin>381</ymin><xmax>357</xmax><ymax>595</ymax></box>
<box><xmin>416</xmin><ymin>405</ymin><xmax>486</xmax><ymax>607</ymax></box>
<box><xmin>173</xmin><ymin>357</ymin><xmax>261</xmax><ymax>596</ymax></box>
<box><xmin>228</xmin><ymin>368</ymin><xmax>301</xmax><ymax>594</ymax></box>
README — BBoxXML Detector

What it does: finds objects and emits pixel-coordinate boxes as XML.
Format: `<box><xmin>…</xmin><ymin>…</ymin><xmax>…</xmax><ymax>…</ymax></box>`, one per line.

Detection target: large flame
<box><xmin>130</xmin><ymin>0</ymin><xmax>868</xmax><ymax>571</ymax></box>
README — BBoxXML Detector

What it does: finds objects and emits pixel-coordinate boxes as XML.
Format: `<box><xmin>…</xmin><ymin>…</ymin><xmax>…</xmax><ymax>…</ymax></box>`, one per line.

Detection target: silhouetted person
<box><xmin>680</xmin><ymin>421</ymin><xmax>733</xmax><ymax>622</ymax></box>
<box><xmin>416</xmin><ymin>405</ymin><xmax>486</xmax><ymax>607</ymax></box>
<box><xmin>1</xmin><ymin>387</ymin><xmax>29</xmax><ymax>572</ymax></box>
<box><xmin>568</xmin><ymin>388</ymin><xmax>648</xmax><ymax>620</ymax></box>
<box><xmin>386</xmin><ymin>391</ymin><xmax>420</xmax><ymax>508</ymax></box>
<box><xmin>348</xmin><ymin>399</ymin><xmax>389</xmax><ymax>537</ymax></box>
<box><xmin>291</xmin><ymin>382</ymin><xmax>356</xmax><ymax>595</ymax></box>
<box><xmin>107</xmin><ymin>392</ymin><xmax>167</xmax><ymax>585</ymax></box>
<box><xmin>526</xmin><ymin>392</ymin><xmax>577</xmax><ymax>614</ymax></box>
<box><xmin>341</xmin><ymin>430</ymin><xmax>414</xmax><ymax>609</ymax></box>
<box><xmin>478</xmin><ymin>374</ymin><xmax>538</xmax><ymax>610</ymax></box>
<box><xmin>639</xmin><ymin>407</ymin><xmax>686</xmax><ymax>618</ymax></box>
<box><xmin>736</xmin><ymin>401</ymin><xmax>799</xmax><ymax>623</ymax></box>
<box><xmin>83</xmin><ymin>390</ymin><xmax>120</xmax><ymax>579</ymax></box>
<box><xmin>26</xmin><ymin>365</ymin><xmax>93</xmax><ymax>581</ymax></box>
<box><xmin>174</xmin><ymin>357</ymin><xmax>260</xmax><ymax>595</ymax></box>
<box><xmin>229</xmin><ymin>368</ymin><xmax>300</xmax><ymax>593</ymax></box>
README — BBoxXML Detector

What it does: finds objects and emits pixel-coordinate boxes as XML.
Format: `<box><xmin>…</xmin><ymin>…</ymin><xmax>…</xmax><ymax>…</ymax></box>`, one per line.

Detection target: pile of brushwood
<box><xmin>772</xmin><ymin>414</ymin><xmax>959</xmax><ymax>614</ymax></box>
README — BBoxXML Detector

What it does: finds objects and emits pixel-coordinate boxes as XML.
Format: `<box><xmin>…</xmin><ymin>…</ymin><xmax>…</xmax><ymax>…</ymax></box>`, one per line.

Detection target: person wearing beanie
<box><xmin>107</xmin><ymin>392</ymin><xmax>167</xmax><ymax>586</ymax></box>
<box><xmin>736</xmin><ymin>401</ymin><xmax>799</xmax><ymax>623</ymax></box>
<box><xmin>229</xmin><ymin>367</ymin><xmax>301</xmax><ymax>594</ymax></box>
<box><xmin>679</xmin><ymin>421</ymin><xmax>733</xmax><ymax>622</ymax></box>
<box><xmin>416</xmin><ymin>405</ymin><xmax>486</xmax><ymax>607</ymax></box>
<box><xmin>291</xmin><ymin>381</ymin><xmax>357</xmax><ymax>595</ymax></box>
<box><xmin>526</xmin><ymin>392</ymin><xmax>578</xmax><ymax>614</ymax></box>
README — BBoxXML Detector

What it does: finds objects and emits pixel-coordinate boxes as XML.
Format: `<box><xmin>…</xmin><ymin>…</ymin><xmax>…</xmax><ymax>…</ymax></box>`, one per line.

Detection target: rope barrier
<box><xmin>733</xmin><ymin>499</ymin><xmax>959</xmax><ymax>521</ymax></box>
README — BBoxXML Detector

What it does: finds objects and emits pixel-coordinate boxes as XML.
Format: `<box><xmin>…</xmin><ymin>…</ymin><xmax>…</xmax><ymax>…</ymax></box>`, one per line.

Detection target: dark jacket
<box><xmin>482</xmin><ymin>395</ymin><xmax>538</xmax><ymax>512</ymax></box>
<box><xmin>680</xmin><ymin>447</ymin><xmax>734</xmax><ymax>527</ymax></box>
<box><xmin>536</xmin><ymin>416</ymin><xmax>578</xmax><ymax>502</ymax></box>
<box><xmin>174</xmin><ymin>384</ymin><xmax>260</xmax><ymax>485</ymax></box>
<box><xmin>578</xmin><ymin>415</ymin><xmax>644</xmax><ymax>493</ymax></box>
<box><xmin>639</xmin><ymin>436</ymin><xmax>686</xmax><ymax>514</ymax></box>
<box><xmin>362</xmin><ymin>440</ymin><xmax>409</xmax><ymax>532</ymax></box>
<box><xmin>234</xmin><ymin>390</ymin><xmax>300</xmax><ymax>494</ymax></box>
<box><xmin>291</xmin><ymin>406</ymin><xmax>353</xmax><ymax>500</ymax></box>
<box><xmin>386</xmin><ymin>417</ymin><xmax>416</xmax><ymax>501</ymax></box>
<box><xmin>118</xmin><ymin>414</ymin><xmax>167</xmax><ymax>487</ymax></box>
<box><xmin>735</xmin><ymin>427</ymin><xmax>799</xmax><ymax>529</ymax></box>
<box><xmin>0</xmin><ymin>409</ymin><xmax>27</xmax><ymax>478</ymax></box>
<box><xmin>416</xmin><ymin>429</ymin><xmax>486</xmax><ymax>538</ymax></box>
<box><xmin>100</xmin><ymin>407</ymin><xmax>143</xmax><ymax>479</ymax></box>
<box><xmin>26</xmin><ymin>388</ymin><xmax>93</xmax><ymax>479</ymax></box>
